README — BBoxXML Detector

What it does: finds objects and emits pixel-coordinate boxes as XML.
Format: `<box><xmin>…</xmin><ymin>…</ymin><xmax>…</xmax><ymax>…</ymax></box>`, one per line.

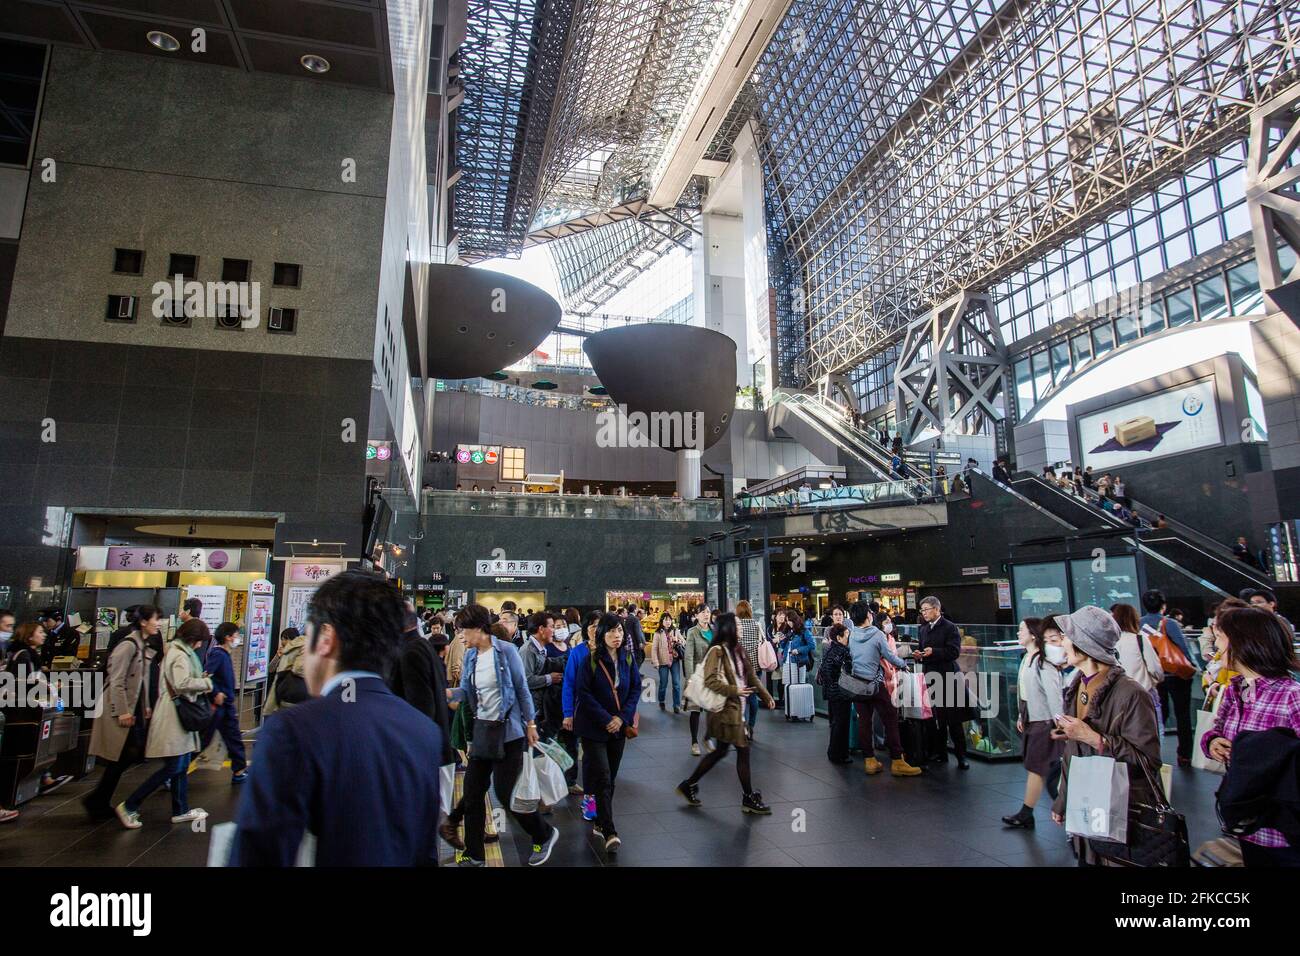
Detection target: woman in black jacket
<box><xmin>5</xmin><ymin>622</ymin><xmax>73</xmax><ymax>794</ymax></box>
<box><xmin>816</xmin><ymin>623</ymin><xmax>855</xmax><ymax>764</ymax></box>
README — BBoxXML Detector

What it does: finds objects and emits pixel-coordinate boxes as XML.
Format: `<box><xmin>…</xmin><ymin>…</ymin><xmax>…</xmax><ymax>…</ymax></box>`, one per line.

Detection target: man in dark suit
<box><xmin>912</xmin><ymin>595</ymin><xmax>969</xmax><ymax>769</ymax></box>
<box><xmin>40</xmin><ymin>608</ymin><xmax>80</xmax><ymax>667</ymax></box>
<box><xmin>231</xmin><ymin>571</ymin><xmax>444</xmax><ymax>866</ymax></box>
<box><xmin>389</xmin><ymin>605</ymin><xmax>454</xmax><ymax>768</ymax></box>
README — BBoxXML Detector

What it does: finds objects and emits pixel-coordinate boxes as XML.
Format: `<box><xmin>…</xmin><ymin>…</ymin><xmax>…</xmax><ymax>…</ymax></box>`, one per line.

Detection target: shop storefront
<box><xmin>605</xmin><ymin>589</ymin><xmax>704</xmax><ymax>620</ymax></box>
<box><xmin>473</xmin><ymin>585</ymin><xmax>547</xmax><ymax>614</ymax></box>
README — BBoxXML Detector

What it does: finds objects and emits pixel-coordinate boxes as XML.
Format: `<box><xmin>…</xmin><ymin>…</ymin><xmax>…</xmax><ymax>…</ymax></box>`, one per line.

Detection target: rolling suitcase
<box><xmin>784</xmin><ymin>681</ymin><xmax>815</xmax><ymax>721</ymax></box>
<box><xmin>848</xmin><ymin>704</ymin><xmax>862</xmax><ymax>754</ymax></box>
<box><xmin>900</xmin><ymin>717</ymin><xmax>930</xmax><ymax>768</ymax></box>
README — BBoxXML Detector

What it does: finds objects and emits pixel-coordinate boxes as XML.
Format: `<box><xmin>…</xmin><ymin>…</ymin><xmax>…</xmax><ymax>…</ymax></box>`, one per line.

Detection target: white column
<box><xmin>676</xmin><ymin>448</ymin><xmax>702</xmax><ymax>500</ymax></box>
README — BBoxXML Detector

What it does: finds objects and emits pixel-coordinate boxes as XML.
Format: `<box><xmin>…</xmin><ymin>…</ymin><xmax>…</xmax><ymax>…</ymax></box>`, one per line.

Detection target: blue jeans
<box><xmin>745</xmin><ymin>691</ymin><xmax>759</xmax><ymax>729</ymax></box>
<box><xmin>657</xmin><ymin>661</ymin><xmax>682</xmax><ymax>708</ymax></box>
<box><xmin>125</xmin><ymin>752</ymin><xmax>191</xmax><ymax>816</ymax></box>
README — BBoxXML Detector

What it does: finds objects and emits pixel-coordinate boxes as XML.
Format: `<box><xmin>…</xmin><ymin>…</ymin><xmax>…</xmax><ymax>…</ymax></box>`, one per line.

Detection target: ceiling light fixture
<box><xmin>301</xmin><ymin>54</ymin><xmax>331</xmax><ymax>74</ymax></box>
<box><xmin>147</xmin><ymin>31</ymin><xmax>180</xmax><ymax>52</ymax></box>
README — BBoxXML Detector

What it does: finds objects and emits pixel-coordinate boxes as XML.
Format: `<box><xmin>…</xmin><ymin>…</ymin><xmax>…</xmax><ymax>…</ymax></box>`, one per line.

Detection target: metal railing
<box><xmin>424</xmin><ymin>489</ymin><xmax>723</xmax><ymax>522</ymax></box>
<box><xmin>734</xmin><ymin>478</ymin><xmax>941</xmax><ymax>516</ymax></box>
<box><xmin>435</xmin><ymin>378</ymin><xmax>613</xmax><ymax>411</ymax></box>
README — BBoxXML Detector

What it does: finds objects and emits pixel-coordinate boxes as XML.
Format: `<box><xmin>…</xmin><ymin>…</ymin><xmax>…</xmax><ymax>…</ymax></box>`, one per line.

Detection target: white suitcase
<box><xmin>785</xmin><ymin>681</ymin><xmax>815</xmax><ymax>721</ymax></box>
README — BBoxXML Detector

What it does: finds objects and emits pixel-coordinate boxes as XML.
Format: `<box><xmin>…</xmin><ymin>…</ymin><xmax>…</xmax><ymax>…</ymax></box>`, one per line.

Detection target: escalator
<box><xmin>999</xmin><ymin>475</ymin><xmax>1276</xmax><ymax>599</ymax></box>
<box><xmin>769</xmin><ymin>392</ymin><xmax>895</xmax><ymax>483</ymax></box>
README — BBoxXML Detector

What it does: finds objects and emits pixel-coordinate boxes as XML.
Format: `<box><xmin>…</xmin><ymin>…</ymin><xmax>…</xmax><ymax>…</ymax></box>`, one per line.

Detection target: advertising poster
<box><xmin>243</xmin><ymin>580</ymin><xmax>274</xmax><ymax>684</ymax></box>
<box><xmin>1076</xmin><ymin>378</ymin><xmax>1221</xmax><ymax>471</ymax></box>
<box><xmin>183</xmin><ymin>585</ymin><xmax>227</xmax><ymax>633</ymax></box>
<box><xmin>285</xmin><ymin>585</ymin><xmax>316</xmax><ymax>633</ymax></box>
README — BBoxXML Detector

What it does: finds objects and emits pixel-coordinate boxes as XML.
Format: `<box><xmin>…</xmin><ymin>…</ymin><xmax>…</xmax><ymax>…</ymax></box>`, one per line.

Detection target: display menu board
<box><xmin>243</xmin><ymin>580</ymin><xmax>274</xmax><ymax>684</ymax></box>
<box><xmin>724</xmin><ymin>559</ymin><xmax>742</xmax><ymax>613</ymax></box>
<box><xmin>745</xmin><ymin>556</ymin><xmax>767</xmax><ymax>627</ymax></box>
<box><xmin>706</xmin><ymin>564</ymin><xmax>719</xmax><ymax>610</ymax></box>
<box><xmin>285</xmin><ymin>585</ymin><xmax>316</xmax><ymax>633</ymax></box>
<box><xmin>183</xmin><ymin>585</ymin><xmax>227</xmax><ymax>633</ymax></box>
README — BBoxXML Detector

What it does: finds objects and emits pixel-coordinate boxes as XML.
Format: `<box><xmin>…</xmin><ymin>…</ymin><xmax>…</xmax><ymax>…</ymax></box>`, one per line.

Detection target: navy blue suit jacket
<box><xmin>231</xmin><ymin>676</ymin><xmax>443</xmax><ymax>866</ymax></box>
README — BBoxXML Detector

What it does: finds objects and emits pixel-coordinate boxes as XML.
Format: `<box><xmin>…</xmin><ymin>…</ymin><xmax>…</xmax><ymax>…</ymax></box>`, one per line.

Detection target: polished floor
<box><xmin>1</xmin><ymin>680</ymin><xmax>1223</xmax><ymax>867</ymax></box>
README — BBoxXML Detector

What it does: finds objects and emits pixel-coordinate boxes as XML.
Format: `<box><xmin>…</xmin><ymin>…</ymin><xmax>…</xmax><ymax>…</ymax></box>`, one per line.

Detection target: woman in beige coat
<box><xmin>115</xmin><ymin>619</ymin><xmax>213</xmax><ymax>829</ymax></box>
<box><xmin>84</xmin><ymin>606</ymin><xmax>160</xmax><ymax>820</ymax></box>
<box><xmin>676</xmin><ymin>612</ymin><xmax>775</xmax><ymax>814</ymax></box>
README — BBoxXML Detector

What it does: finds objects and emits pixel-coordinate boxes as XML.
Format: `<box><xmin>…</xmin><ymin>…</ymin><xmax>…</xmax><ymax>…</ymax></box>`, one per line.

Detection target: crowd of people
<box><xmin>4</xmin><ymin>578</ymin><xmax>1297</xmax><ymax>866</ymax></box>
<box><xmin>997</xmin><ymin>588</ymin><xmax>1300</xmax><ymax>867</ymax></box>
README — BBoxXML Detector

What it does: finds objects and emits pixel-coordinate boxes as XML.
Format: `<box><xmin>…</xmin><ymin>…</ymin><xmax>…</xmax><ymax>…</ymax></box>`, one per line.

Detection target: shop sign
<box><xmin>811</xmin><ymin>579</ymin><xmax>827</xmax><ymax>588</ymax></box>
<box><xmin>288</xmin><ymin>562</ymin><xmax>344</xmax><ymax>584</ymax></box>
<box><xmin>997</xmin><ymin>581</ymin><xmax>1012</xmax><ymax>609</ymax></box>
<box><xmin>476</xmin><ymin>558</ymin><xmax>545</xmax><ymax>577</ymax></box>
<box><xmin>905</xmin><ymin>590</ymin><xmax>917</xmax><ymax>610</ymax></box>
<box><xmin>416</xmin><ymin>582</ymin><xmax>445</xmax><ymax>592</ymax></box>
<box><xmin>961</xmin><ymin>566</ymin><xmax>990</xmax><ymax>577</ymax></box>
<box><xmin>880</xmin><ymin>573</ymin><xmax>901</xmax><ymax>582</ymax></box>
<box><xmin>90</xmin><ymin>547</ymin><xmax>242</xmax><ymax>573</ymax></box>
<box><xmin>666</xmin><ymin>576</ymin><xmax>700</xmax><ymax>586</ymax></box>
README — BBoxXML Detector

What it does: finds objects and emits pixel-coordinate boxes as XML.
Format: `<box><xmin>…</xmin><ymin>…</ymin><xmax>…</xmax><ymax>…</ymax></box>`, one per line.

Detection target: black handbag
<box><xmin>164</xmin><ymin>666</ymin><xmax>213</xmax><ymax>733</ymax></box>
<box><xmin>1091</xmin><ymin>749</ymin><xmax>1190</xmax><ymax>867</ymax></box>
<box><xmin>471</xmin><ymin>718</ymin><xmax>507</xmax><ymax>760</ymax></box>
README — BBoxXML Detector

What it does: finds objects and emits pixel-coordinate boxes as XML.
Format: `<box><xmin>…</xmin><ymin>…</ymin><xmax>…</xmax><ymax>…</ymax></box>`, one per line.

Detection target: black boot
<box><xmin>1001</xmin><ymin>805</ymin><xmax>1035</xmax><ymax>829</ymax></box>
<box><xmin>676</xmin><ymin>780</ymin><xmax>702</xmax><ymax>807</ymax></box>
<box><xmin>741</xmin><ymin>791</ymin><xmax>772</xmax><ymax>815</ymax></box>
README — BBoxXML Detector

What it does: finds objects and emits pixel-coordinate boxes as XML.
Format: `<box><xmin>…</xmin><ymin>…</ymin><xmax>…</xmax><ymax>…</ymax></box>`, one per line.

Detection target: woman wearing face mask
<box><xmin>1002</xmin><ymin>618</ymin><xmax>1064</xmax><ymax>828</ymax></box>
<box><xmin>682</xmin><ymin>605</ymin><xmax>716</xmax><ymax>755</ymax></box>
<box><xmin>561</xmin><ymin>609</ymin><xmax>604</xmax><ymax>822</ymax></box>
<box><xmin>5</xmin><ymin>622</ymin><xmax>74</xmax><ymax>797</ymax></box>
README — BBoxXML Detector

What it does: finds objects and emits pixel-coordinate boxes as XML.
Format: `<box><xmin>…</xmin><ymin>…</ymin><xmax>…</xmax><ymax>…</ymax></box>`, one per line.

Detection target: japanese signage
<box><xmin>880</xmin><ymin>573</ymin><xmax>901</xmax><ymax>582</ymax></box>
<box><xmin>287</xmin><ymin>562</ymin><xmax>345</xmax><ymax>584</ymax></box>
<box><xmin>666</xmin><ymin>576</ymin><xmax>700</xmax><ymax>586</ymax></box>
<box><xmin>90</xmin><ymin>547</ymin><xmax>242</xmax><ymax>573</ymax></box>
<box><xmin>997</xmin><ymin>580</ymin><xmax>1013</xmax><ymax>609</ymax></box>
<box><xmin>475</xmin><ymin>558</ymin><xmax>546</xmax><ymax>577</ymax></box>
<box><xmin>961</xmin><ymin>566</ymin><xmax>990</xmax><ymax>577</ymax></box>
<box><xmin>244</xmin><ymin>579</ymin><xmax>274</xmax><ymax>684</ymax></box>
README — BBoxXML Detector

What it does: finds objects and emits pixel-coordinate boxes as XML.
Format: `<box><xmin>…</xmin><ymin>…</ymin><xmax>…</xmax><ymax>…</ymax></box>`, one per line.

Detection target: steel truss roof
<box><xmin>753</xmin><ymin>0</ymin><xmax>1300</xmax><ymax>384</ymax></box>
<box><xmin>453</xmin><ymin>0</ymin><xmax>576</xmax><ymax>260</ymax></box>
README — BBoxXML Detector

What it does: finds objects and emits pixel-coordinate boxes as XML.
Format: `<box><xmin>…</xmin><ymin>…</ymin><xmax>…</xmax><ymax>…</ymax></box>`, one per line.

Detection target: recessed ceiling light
<box><xmin>301</xmin><ymin>54</ymin><xmax>331</xmax><ymax>74</ymax></box>
<box><xmin>147</xmin><ymin>30</ymin><xmax>180</xmax><ymax>52</ymax></box>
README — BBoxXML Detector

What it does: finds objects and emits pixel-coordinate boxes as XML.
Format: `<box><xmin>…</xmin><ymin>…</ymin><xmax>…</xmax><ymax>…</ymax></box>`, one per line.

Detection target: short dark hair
<box><xmin>176</xmin><ymin>618</ymin><xmax>210</xmax><ymax>647</ymax></box>
<box><xmin>1140</xmin><ymin>589</ymin><xmax>1165</xmax><ymax>614</ymax></box>
<box><xmin>0</xmin><ymin>608</ymin><xmax>16</xmax><ymax>622</ymax></box>
<box><xmin>1248</xmin><ymin>588</ymin><xmax>1278</xmax><ymax>606</ymax></box>
<box><xmin>454</xmin><ymin>603</ymin><xmax>492</xmax><ymax>634</ymax></box>
<box><xmin>306</xmin><ymin>570</ymin><xmax>406</xmax><ymax>674</ymax></box>
<box><xmin>133</xmin><ymin>605</ymin><xmax>161</xmax><ymax>626</ymax></box>
<box><xmin>42</xmin><ymin>606</ymin><xmax>63</xmax><ymax>621</ymax></box>
<box><xmin>214</xmin><ymin>621</ymin><xmax>240</xmax><ymax>644</ymax></box>
<box><xmin>1218</xmin><ymin>607</ymin><xmax>1299</xmax><ymax>678</ymax></box>
<box><xmin>499</xmin><ymin>600</ymin><xmax>517</xmax><ymax>613</ymax></box>
<box><xmin>530</xmin><ymin>610</ymin><xmax>554</xmax><ymax>632</ymax></box>
<box><xmin>849</xmin><ymin>602</ymin><xmax>872</xmax><ymax>626</ymax></box>
<box><xmin>182</xmin><ymin>597</ymin><xmax>203</xmax><ymax>618</ymax></box>
<box><xmin>828</xmin><ymin>623</ymin><xmax>848</xmax><ymax>642</ymax></box>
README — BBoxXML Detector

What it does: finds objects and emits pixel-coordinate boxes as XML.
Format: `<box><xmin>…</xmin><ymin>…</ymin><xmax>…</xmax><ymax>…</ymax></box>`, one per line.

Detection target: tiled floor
<box><xmin>1</xmin><ymin>688</ymin><xmax>1225</xmax><ymax>867</ymax></box>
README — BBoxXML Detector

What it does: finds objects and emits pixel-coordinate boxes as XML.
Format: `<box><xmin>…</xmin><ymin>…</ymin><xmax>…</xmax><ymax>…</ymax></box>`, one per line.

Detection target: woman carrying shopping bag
<box><xmin>1048</xmin><ymin>606</ymin><xmax>1167</xmax><ymax>866</ymax></box>
<box><xmin>1002</xmin><ymin>617</ymin><xmax>1064</xmax><ymax>829</ymax></box>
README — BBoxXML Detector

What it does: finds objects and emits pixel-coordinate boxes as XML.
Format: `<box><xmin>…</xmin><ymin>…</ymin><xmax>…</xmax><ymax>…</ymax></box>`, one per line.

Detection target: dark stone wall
<box><xmin>0</xmin><ymin>338</ymin><xmax>371</xmax><ymax>609</ymax></box>
<box><xmin>415</xmin><ymin>510</ymin><xmax>726</xmax><ymax>609</ymax></box>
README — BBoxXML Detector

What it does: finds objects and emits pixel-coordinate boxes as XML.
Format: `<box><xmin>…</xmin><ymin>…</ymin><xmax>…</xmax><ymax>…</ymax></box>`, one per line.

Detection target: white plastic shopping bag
<box><xmin>510</xmin><ymin>747</ymin><xmax>541</xmax><ymax>814</ymax></box>
<box><xmin>534</xmin><ymin>749</ymin><xmax>569</xmax><ymax>807</ymax></box>
<box><xmin>439</xmin><ymin>763</ymin><xmax>456</xmax><ymax>817</ymax></box>
<box><xmin>1064</xmin><ymin>754</ymin><xmax>1130</xmax><ymax>845</ymax></box>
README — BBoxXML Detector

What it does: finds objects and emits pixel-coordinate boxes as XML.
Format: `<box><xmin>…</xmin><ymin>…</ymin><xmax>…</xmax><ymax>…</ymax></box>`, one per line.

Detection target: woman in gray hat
<box><xmin>1047</xmin><ymin>605</ymin><xmax>1164</xmax><ymax>865</ymax></box>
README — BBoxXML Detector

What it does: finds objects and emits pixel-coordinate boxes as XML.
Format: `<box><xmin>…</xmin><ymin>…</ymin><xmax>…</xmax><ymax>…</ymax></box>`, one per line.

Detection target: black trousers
<box><xmin>83</xmin><ymin>733</ymin><xmax>144</xmax><ymax>814</ymax></box>
<box><xmin>461</xmin><ymin>737</ymin><xmax>552</xmax><ymax>862</ymax></box>
<box><xmin>932</xmin><ymin>705</ymin><xmax>969</xmax><ymax>760</ymax></box>
<box><xmin>556</xmin><ymin>727</ymin><xmax>580</xmax><ymax>787</ymax></box>
<box><xmin>580</xmin><ymin>734</ymin><xmax>626</xmax><ymax>833</ymax></box>
<box><xmin>826</xmin><ymin>698</ymin><xmax>852</xmax><ymax>761</ymax></box>
<box><xmin>1158</xmin><ymin>675</ymin><xmax>1193</xmax><ymax>760</ymax></box>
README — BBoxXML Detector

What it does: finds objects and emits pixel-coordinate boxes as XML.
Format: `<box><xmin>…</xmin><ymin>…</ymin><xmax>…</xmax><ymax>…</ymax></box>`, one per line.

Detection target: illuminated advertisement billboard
<box><xmin>1076</xmin><ymin>377</ymin><xmax>1221</xmax><ymax>472</ymax></box>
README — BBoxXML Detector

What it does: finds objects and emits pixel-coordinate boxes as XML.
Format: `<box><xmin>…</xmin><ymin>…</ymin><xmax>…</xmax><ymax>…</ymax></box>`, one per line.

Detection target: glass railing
<box><xmin>734</xmin><ymin>479</ymin><xmax>935</xmax><ymax>515</ymax></box>
<box><xmin>434</xmin><ymin>379</ymin><xmax>613</xmax><ymax>411</ymax></box>
<box><xmin>424</xmin><ymin>489</ymin><xmax>723</xmax><ymax>522</ymax></box>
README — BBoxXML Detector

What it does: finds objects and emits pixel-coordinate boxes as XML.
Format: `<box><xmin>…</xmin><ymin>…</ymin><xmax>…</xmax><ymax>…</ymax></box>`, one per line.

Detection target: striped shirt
<box><xmin>1202</xmin><ymin>674</ymin><xmax>1300</xmax><ymax>847</ymax></box>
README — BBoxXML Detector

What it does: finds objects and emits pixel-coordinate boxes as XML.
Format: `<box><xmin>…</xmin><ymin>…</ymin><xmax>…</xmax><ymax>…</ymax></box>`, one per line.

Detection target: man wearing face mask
<box><xmin>200</xmin><ymin>622</ymin><xmax>249</xmax><ymax>783</ymax></box>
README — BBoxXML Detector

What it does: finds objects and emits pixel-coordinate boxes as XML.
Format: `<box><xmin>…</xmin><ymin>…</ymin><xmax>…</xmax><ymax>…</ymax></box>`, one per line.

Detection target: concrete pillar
<box><xmin>676</xmin><ymin>448</ymin><xmax>702</xmax><ymax>500</ymax></box>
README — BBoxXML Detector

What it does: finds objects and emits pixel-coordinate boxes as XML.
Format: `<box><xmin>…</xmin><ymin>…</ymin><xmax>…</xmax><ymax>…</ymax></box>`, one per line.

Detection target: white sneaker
<box><xmin>171</xmin><ymin>808</ymin><xmax>208</xmax><ymax>825</ymax></box>
<box><xmin>115</xmin><ymin>803</ymin><xmax>142</xmax><ymax>830</ymax></box>
<box><xmin>691</xmin><ymin>743</ymin><xmax>701</xmax><ymax>756</ymax></box>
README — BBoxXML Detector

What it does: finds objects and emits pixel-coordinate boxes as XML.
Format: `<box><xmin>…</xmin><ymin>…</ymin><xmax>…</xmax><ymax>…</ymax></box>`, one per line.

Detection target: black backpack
<box><xmin>1216</xmin><ymin>726</ymin><xmax>1300</xmax><ymax>845</ymax></box>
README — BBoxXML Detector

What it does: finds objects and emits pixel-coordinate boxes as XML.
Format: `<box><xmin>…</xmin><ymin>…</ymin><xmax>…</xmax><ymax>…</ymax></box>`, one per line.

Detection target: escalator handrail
<box><xmin>793</xmin><ymin>394</ymin><xmax>929</xmax><ymax>490</ymax></box>
<box><xmin>780</xmin><ymin>396</ymin><xmax>892</xmax><ymax>481</ymax></box>
<box><xmin>1139</xmin><ymin>531</ymin><xmax>1275</xmax><ymax>590</ymax></box>
<box><xmin>974</xmin><ymin>473</ymin><xmax>1077</xmax><ymax>531</ymax></box>
<box><xmin>1013</xmin><ymin>475</ymin><xmax>1125</xmax><ymax>528</ymax></box>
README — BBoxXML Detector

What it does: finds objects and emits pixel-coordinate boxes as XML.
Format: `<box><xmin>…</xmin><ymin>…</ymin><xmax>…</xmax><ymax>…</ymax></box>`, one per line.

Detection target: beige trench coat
<box><xmin>145</xmin><ymin>640</ymin><xmax>213</xmax><ymax>758</ymax></box>
<box><xmin>88</xmin><ymin>632</ymin><xmax>154</xmax><ymax>762</ymax></box>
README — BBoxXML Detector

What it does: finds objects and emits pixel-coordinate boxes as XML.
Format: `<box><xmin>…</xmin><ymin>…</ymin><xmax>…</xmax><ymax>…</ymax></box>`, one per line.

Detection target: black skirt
<box><xmin>1022</xmin><ymin>720</ymin><xmax>1064</xmax><ymax>777</ymax></box>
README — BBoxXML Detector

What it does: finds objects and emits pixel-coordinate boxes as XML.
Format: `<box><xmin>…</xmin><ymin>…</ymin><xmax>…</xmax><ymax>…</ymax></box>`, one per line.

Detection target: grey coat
<box><xmin>88</xmin><ymin>631</ymin><xmax>154</xmax><ymax>762</ymax></box>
